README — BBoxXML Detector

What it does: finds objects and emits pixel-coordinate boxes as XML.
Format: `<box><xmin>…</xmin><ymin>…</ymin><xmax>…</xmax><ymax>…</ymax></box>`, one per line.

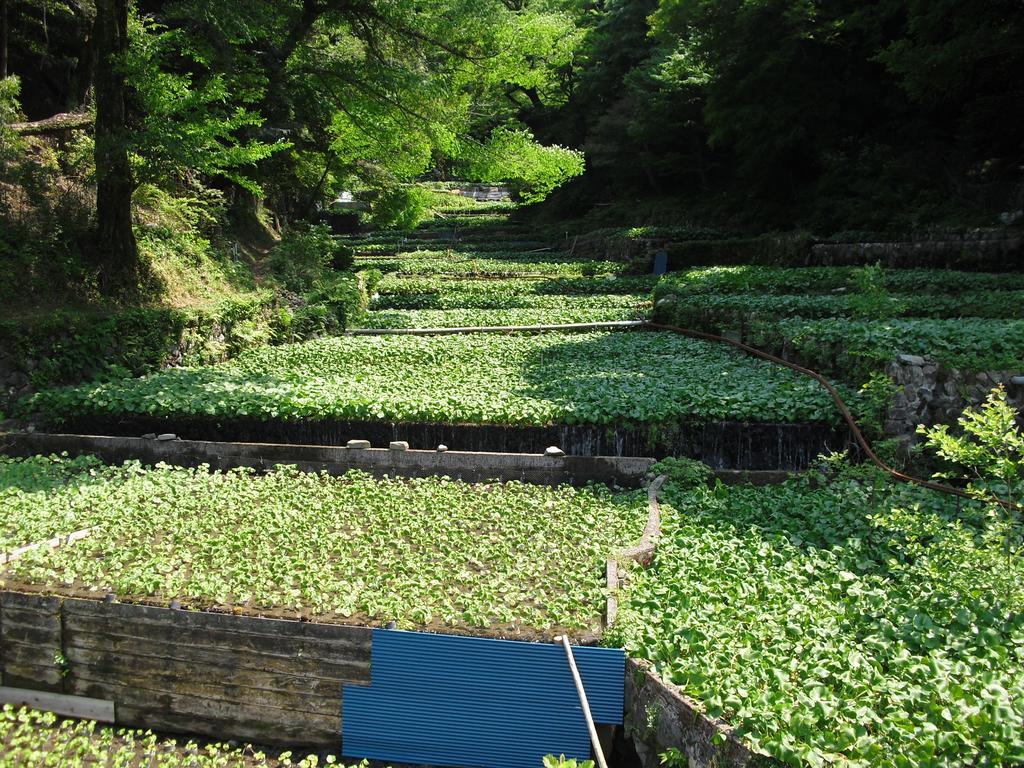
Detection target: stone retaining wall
<box><xmin>624</xmin><ymin>659</ymin><xmax>781</xmax><ymax>768</ymax></box>
<box><xmin>884</xmin><ymin>354</ymin><xmax>1024</xmax><ymax>437</ymax></box>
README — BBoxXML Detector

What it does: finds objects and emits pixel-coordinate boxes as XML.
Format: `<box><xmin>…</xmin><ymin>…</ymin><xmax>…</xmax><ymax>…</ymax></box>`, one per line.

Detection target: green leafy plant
<box><xmin>0</xmin><ymin>704</ymin><xmax>362</xmax><ymax>766</ymax></box>
<box><xmin>542</xmin><ymin>755</ymin><xmax>594</xmax><ymax>768</ymax></box>
<box><xmin>366</xmin><ymin>186</ymin><xmax>431</xmax><ymax>231</ymax></box>
<box><xmin>849</xmin><ymin>263</ymin><xmax>904</xmax><ymax>320</ymax></box>
<box><xmin>1</xmin><ymin>458</ymin><xmax>646</xmax><ymax>632</ymax></box>
<box><xmin>919</xmin><ymin>385</ymin><xmax>1024</xmax><ymax>556</ymax></box>
<box><xmin>268</xmin><ymin>222</ymin><xmax>351</xmax><ymax>292</ymax></box>
<box><xmin>608</xmin><ymin>467</ymin><xmax>1024</xmax><ymax>767</ymax></box>
<box><xmin>25</xmin><ymin>331</ymin><xmax>838</xmax><ymax>428</ymax></box>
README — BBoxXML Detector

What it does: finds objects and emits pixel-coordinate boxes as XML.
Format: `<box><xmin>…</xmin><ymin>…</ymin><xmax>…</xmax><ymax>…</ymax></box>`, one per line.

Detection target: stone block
<box><xmin>346</xmin><ymin>439</ymin><xmax>371</xmax><ymax>450</ymax></box>
<box><xmin>898</xmin><ymin>354</ymin><xmax>926</xmax><ymax>366</ymax></box>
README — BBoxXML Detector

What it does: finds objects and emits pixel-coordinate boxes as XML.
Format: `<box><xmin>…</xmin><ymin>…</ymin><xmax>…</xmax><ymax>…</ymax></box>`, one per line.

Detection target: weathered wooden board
<box><xmin>0</xmin><ymin>686</ymin><xmax>114</xmax><ymax>722</ymax></box>
<box><xmin>0</xmin><ymin>592</ymin><xmax>64</xmax><ymax>692</ymax></box>
<box><xmin>0</xmin><ymin>592</ymin><xmax>374</xmax><ymax>747</ymax></box>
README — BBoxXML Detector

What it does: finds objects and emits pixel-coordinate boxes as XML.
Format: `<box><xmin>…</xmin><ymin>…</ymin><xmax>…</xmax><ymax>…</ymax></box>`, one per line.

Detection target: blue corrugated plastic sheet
<box><xmin>342</xmin><ymin>629</ymin><xmax>624</xmax><ymax>768</ymax></box>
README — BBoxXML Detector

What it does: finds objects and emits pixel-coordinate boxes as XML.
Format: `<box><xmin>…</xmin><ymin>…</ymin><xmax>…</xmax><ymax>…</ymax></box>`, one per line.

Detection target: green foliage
<box><xmin>919</xmin><ymin>386</ymin><xmax>1024</xmax><ymax>556</ymax></box>
<box><xmin>542</xmin><ymin>755</ymin><xmax>595</xmax><ymax>768</ymax></box>
<box><xmin>652</xmin><ymin>266</ymin><xmax>1024</xmax><ymax>388</ymax></box>
<box><xmin>0</xmin><ymin>704</ymin><xmax>356</xmax><ymax>766</ymax></box>
<box><xmin>609</xmin><ymin>469</ymin><xmax>1024</xmax><ymax>767</ymax></box>
<box><xmin>762</xmin><ymin>318</ymin><xmax>1024</xmax><ymax>381</ymax></box>
<box><xmin>1</xmin><ymin>458</ymin><xmax>645</xmax><ymax>631</ymax></box>
<box><xmin>543</xmin><ymin>0</ymin><xmax>1022</xmax><ymax>230</ymax></box>
<box><xmin>373</xmin><ymin>276</ymin><xmax>647</xmax><ymax>311</ymax></box>
<box><xmin>125</xmin><ymin>13</ymin><xmax>284</xmax><ymax>194</ymax></box>
<box><xmin>0</xmin><ymin>77</ymin><xmax>25</xmax><ymax>164</ymax></box>
<box><xmin>849</xmin><ymin>263</ymin><xmax>903</xmax><ymax>320</ymax></box>
<box><xmin>655</xmin><ymin>267</ymin><xmax>1024</xmax><ymax>298</ymax></box>
<box><xmin>366</xmin><ymin>187</ymin><xmax>432</xmax><ymax>232</ymax></box>
<box><xmin>24</xmin><ymin>331</ymin><xmax>839</xmax><ymax>428</ymax></box>
<box><xmin>0</xmin><ymin>294</ymin><xmax>277</xmax><ymax>407</ymax></box>
<box><xmin>377</xmin><ymin>275</ymin><xmax>659</xmax><ymax>304</ymax></box>
<box><xmin>362</xmin><ymin>307</ymin><xmax>641</xmax><ymax>329</ymax></box>
<box><xmin>857</xmin><ymin>373</ymin><xmax>901</xmax><ymax>440</ymax></box>
<box><xmin>458</xmin><ymin>126</ymin><xmax>585</xmax><ymax>203</ymax></box>
<box><xmin>268</xmin><ymin>222</ymin><xmax>350</xmax><ymax>292</ymax></box>
<box><xmin>354</xmin><ymin>251</ymin><xmax>637</xmax><ymax>279</ymax></box>
<box><xmin>357</xmin><ymin>268</ymin><xmax>384</xmax><ymax>295</ymax></box>
<box><xmin>650</xmin><ymin>456</ymin><xmax>713</xmax><ymax>489</ymax></box>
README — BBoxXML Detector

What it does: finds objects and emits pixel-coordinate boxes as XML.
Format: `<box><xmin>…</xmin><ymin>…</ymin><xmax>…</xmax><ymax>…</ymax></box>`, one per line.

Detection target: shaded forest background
<box><xmin>1</xmin><ymin>0</ymin><xmax>1022</xmax><ymax>304</ymax></box>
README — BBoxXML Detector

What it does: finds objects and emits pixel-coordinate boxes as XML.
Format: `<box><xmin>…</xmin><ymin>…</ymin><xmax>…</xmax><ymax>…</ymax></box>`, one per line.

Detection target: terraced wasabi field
<box><xmin>26</xmin><ymin>330</ymin><xmax>837</xmax><ymax>427</ymax></box>
<box><xmin>1</xmin><ymin>454</ymin><xmax>646</xmax><ymax>634</ymax></box>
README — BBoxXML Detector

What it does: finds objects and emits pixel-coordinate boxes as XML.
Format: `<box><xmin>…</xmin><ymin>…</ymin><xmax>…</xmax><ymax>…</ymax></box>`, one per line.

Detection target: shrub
<box><xmin>268</xmin><ymin>221</ymin><xmax>348</xmax><ymax>291</ymax></box>
<box><xmin>366</xmin><ymin>186</ymin><xmax>431</xmax><ymax>231</ymax></box>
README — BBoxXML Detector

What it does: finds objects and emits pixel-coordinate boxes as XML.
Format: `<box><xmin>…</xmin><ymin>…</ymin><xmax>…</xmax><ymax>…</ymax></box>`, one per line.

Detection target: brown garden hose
<box><xmin>646</xmin><ymin>321</ymin><xmax>1019</xmax><ymax>511</ymax></box>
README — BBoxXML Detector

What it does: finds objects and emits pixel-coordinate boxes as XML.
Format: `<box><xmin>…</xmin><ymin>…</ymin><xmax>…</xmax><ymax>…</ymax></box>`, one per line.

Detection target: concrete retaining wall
<box><xmin>33</xmin><ymin>415</ymin><xmax>850</xmax><ymax>471</ymax></box>
<box><xmin>0</xmin><ymin>431</ymin><xmax>656</xmax><ymax>488</ymax></box>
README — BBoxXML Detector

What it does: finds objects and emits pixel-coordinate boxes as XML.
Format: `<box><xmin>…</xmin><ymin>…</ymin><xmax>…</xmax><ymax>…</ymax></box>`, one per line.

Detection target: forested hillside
<box><xmin>2</xmin><ymin>0</ymin><xmax>1021</xmax><ymax>308</ymax></box>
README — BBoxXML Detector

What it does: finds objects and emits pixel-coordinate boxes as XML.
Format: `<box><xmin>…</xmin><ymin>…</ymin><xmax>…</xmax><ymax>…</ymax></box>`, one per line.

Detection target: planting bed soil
<box><xmin>610</xmin><ymin>459</ymin><xmax>1024</xmax><ymax>768</ymax></box>
<box><xmin>0</xmin><ymin>454</ymin><xmax>646</xmax><ymax>635</ymax></box>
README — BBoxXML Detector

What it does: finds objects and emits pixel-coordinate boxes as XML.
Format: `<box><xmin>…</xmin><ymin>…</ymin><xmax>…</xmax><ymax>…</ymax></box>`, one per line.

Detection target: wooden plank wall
<box><xmin>0</xmin><ymin>592</ymin><xmax>64</xmax><ymax>692</ymax></box>
<box><xmin>0</xmin><ymin>592</ymin><xmax>373</xmax><ymax>747</ymax></box>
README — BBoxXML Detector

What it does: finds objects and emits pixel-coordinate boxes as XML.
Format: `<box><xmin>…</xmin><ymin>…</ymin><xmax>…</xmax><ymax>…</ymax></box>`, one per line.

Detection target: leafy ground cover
<box><xmin>375</xmin><ymin>275</ymin><xmax>659</xmax><ymax>301</ymax></box>
<box><xmin>0</xmin><ymin>454</ymin><xmax>110</xmax><ymax>551</ymax></box>
<box><xmin>753</xmin><ymin>318</ymin><xmax>1024</xmax><ymax>380</ymax></box>
<box><xmin>0</xmin><ymin>705</ymin><xmax>347</xmax><ymax>767</ymax></box>
<box><xmin>25</xmin><ymin>331</ymin><xmax>839</xmax><ymax>427</ymax></box>
<box><xmin>653</xmin><ymin>266</ymin><xmax>1024</xmax><ymax>389</ymax></box>
<box><xmin>354</xmin><ymin>253</ymin><xmax>638</xmax><ymax>278</ymax></box>
<box><xmin>609</xmin><ymin>460</ymin><xmax>1024</xmax><ymax>768</ymax></box>
<box><xmin>655</xmin><ymin>266</ymin><xmax>1024</xmax><ymax>297</ymax></box>
<box><xmin>0</xmin><ymin>456</ymin><xmax>646</xmax><ymax>632</ymax></box>
<box><xmin>363</xmin><ymin>308</ymin><xmax>642</xmax><ymax>329</ymax></box>
<box><xmin>656</xmin><ymin>291</ymin><xmax>1024</xmax><ymax>324</ymax></box>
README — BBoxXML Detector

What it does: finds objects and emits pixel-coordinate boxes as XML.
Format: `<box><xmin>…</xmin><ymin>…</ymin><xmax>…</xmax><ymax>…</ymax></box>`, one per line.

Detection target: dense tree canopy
<box><xmin>537</xmin><ymin>0</ymin><xmax>1024</xmax><ymax>230</ymax></box>
<box><xmin>0</xmin><ymin>0</ymin><xmax>1021</xmax><ymax>293</ymax></box>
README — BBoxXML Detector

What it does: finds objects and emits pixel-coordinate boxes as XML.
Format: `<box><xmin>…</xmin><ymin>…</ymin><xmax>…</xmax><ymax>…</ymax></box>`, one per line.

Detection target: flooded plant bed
<box><xmin>49</xmin><ymin>414</ymin><xmax>852</xmax><ymax>470</ymax></box>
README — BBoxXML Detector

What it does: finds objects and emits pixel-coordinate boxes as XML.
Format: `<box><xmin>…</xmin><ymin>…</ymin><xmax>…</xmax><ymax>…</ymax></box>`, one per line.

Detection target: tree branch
<box><xmin>11</xmin><ymin>111</ymin><xmax>93</xmax><ymax>135</ymax></box>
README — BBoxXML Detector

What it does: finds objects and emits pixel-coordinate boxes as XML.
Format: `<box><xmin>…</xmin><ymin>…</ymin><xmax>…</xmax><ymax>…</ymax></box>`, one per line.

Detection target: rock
<box><xmin>897</xmin><ymin>354</ymin><xmax>926</xmax><ymax>366</ymax></box>
<box><xmin>156</xmin><ymin>433</ymin><xmax>177</xmax><ymax>441</ymax></box>
<box><xmin>25</xmin><ymin>425</ymin><xmax>35</xmax><ymax>433</ymax></box>
<box><xmin>1011</xmin><ymin>375</ymin><xmax>1024</xmax><ymax>386</ymax></box>
<box><xmin>544</xmin><ymin>446</ymin><xmax>566</xmax><ymax>458</ymax></box>
<box><xmin>389</xmin><ymin>440</ymin><xmax>409</xmax><ymax>451</ymax></box>
<box><xmin>142</xmin><ymin>433</ymin><xmax>157</xmax><ymax>440</ymax></box>
<box><xmin>346</xmin><ymin>439</ymin><xmax>371</xmax><ymax>450</ymax></box>
<box><xmin>436</xmin><ymin>444</ymin><xmax>448</xmax><ymax>452</ymax></box>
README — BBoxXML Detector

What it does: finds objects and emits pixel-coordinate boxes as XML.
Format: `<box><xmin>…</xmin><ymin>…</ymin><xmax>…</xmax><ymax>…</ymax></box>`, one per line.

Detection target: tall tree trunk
<box><xmin>93</xmin><ymin>0</ymin><xmax>139</xmax><ymax>294</ymax></box>
<box><xmin>1</xmin><ymin>0</ymin><xmax>8</xmax><ymax>80</ymax></box>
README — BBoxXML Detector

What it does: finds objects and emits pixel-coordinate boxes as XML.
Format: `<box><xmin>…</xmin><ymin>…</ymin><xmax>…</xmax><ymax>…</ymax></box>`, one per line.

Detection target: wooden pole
<box><xmin>555</xmin><ymin>635</ymin><xmax>609</xmax><ymax>768</ymax></box>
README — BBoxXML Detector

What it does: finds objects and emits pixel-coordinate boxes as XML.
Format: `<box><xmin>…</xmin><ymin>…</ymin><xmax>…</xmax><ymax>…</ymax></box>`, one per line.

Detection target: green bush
<box><xmin>0</xmin><ymin>293</ymin><xmax>276</xmax><ymax>407</ymax></box>
<box><xmin>366</xmin><ymin>186</ymin><xmax>431</xmax><ymax>231</ymax></box>
<box><xmin>268</xmin><ymin>222</ymin><xmax>349</xmax><ymax>291</ymax></box>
